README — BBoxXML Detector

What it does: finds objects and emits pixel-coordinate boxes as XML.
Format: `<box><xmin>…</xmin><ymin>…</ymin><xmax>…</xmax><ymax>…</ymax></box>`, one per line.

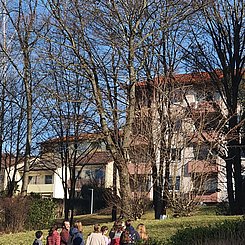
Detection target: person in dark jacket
<box><xmin>69</xmin><ymin>221</ymin><xmax>85</xmax><ymax>245</ymax></box>
<box><xmin>120</xmin><ymin>220</ymin><xmax>140</xmax><ymax>245</ymax></box>
<box><xmin>33</xmin><ymin>230</ymin><xmax>43</xmax><ymax>245</ymax></box>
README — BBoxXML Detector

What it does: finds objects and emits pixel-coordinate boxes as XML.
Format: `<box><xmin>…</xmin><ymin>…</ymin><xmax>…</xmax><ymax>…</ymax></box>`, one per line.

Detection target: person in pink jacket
<box><xmin>46</xmin><ymin>224</ymin><xmax>61</xmax><ymax>245</ymax></box>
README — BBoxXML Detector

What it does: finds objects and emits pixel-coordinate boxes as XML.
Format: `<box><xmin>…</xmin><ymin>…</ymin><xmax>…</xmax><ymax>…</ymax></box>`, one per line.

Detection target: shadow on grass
<box><xmin>56</xmin><ymin>213</ymin><xmax>112</xmax><ymax>226</ymax></box>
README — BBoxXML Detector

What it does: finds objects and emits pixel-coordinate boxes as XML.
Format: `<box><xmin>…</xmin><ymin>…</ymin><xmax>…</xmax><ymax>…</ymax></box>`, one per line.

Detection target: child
<box><xmin>33</xmin><ymin>230</ymin><xmax>43</xmax><ymax>245</ymax></box>
<box><xmin>86</xmin><ymin>224</ymin><xmax>106</xmax><ymax>245</ymax></box>
<box><xmin>101</xmin><ymin>226</ymin><xmax>110</xmax><ymax>245</ymax></box>
<box><xmin>136</xmin><ymin>224</ymin><xmax>148</xmax><ymax>243</ymax></box>
<box><xmin>110</xmin><ymin>222</ymin><xmax>124</xmax><ymax>245</ymax></box>
<box><xmin>46</xmin><ymin>224</ymin><xmax>61</xmax><ymax>245</ymax></box>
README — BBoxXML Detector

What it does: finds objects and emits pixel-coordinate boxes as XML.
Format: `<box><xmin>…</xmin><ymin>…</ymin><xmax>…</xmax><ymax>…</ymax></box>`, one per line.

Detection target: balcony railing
<box><xmin>195</xmin><ymin>192</ymin><xmax>218</xmax><ymax>203</ymax></box>
<box><xmin>188</xmin><ymin>160</ymin><xmax>218</xmax><ymax>173</ymax></box>
<box><xmin>27</xmin><ymin>184</ymin><xmax>53</xmax><ymax>193</ymax></box>
<box><xmin>190</xmin><ymin>101</ymin><xmax>221</xmax><ymax>113</ymax></box>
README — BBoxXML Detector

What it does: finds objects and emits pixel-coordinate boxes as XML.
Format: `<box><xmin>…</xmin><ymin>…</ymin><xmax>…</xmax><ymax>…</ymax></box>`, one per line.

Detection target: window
<box><xmin>192</xmin><ymin>174</ymin><xmax>218</xmax><ymax>194</ymax></box>
<box><xmin>95</xmin><ymin>169</ymin><xmax>104</xmax><ymax>180</ymax></box>
<box><xmin>168</xmin><ymin>176</ymin><xmax>180</xmax><ymax>191</ymax></box>
<box><xmin>171</xmin><ymin>89</ymin><xmax>183</xmax><ymax>104</ymax></box>
<box><xmin>241</xmin><ymin>147</ymin><xmax>245</xmax><ymax>158</ymax></box>
<box><xmin>184</xmin><ymin>163</ymin><xmax>190</xmax><ymax>177</ymax></box>
<box><xmin>174</xmin><ymin>119</ymin><xmax>182</xmax><ymax>131</ymax></box>
<box><xmin>29</xmin><ymin>176</ymin><xmax>40</xmax><ymax>184</ymax></box>
<box><xmin>28</xmin><ymin>176</ymin><xmax>33</xmax><ymax>183</ymax></box>
<box><xmin>171</xmin><ymin>149</ymin><xmax>181</xmax><ymax>161</ymax></box>
<box><xmin>205</xmin><ymin>92</ymin><xmax>213</xmax><ymax>101</ymax></box>
<box><xmin>45</xmin><ymin>175</ymin><xmax>53</xmax><ymax>184</ymax></box>
<box><xmin>85</xmin><ymin>170</ymin><xmax>92</xmax><ymax>178</ymax></box>
<box><xmin>193</xmin><ymin>145</ymin><xmax>209</xmax><ymax>160</ymax></box>
<box><xmin>204</xmin><ymin>177</ymin><xmax>218</xmax><ymax>193</ymax></box>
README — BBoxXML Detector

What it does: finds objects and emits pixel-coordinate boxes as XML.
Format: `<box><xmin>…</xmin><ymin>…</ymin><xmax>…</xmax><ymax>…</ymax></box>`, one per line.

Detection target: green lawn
<box><xmin>0</xmin><ymin>210</ymin><xmax>242</xmax><ymax>245</ymax></box>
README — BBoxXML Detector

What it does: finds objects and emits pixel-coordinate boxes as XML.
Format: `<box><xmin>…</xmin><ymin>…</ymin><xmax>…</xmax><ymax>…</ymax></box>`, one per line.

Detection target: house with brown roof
<box><xmin>3</xmin><ymin>134</ymin><xmax>114</xmax><ymax>199</ymax></box>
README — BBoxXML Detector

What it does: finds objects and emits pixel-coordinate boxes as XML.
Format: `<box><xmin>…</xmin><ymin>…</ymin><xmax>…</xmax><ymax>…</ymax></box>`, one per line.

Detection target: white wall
<box><xmin>4</xmin><ymin>163</ymin><xmax>23</xmax><ymax>194</ymax></box>
<box><xmin>105</xmin><ymin>161</ymin><xmax>114</xmax><ymax>188</ymax></box>
<box><xmin>53</xmin><ymin>166</ymin><xmax>67</xmax><ymax>199</ymax></box>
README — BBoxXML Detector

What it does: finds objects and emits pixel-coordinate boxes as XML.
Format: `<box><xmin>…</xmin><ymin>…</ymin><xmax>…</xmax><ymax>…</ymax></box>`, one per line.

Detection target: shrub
<box><xmin>0</xmin><ymin>196</ymin><xmax>30</xmax><ymax>232</ymax></box>
<box><xmin>166</xmin><ymin>219</ymin><xmax>245</xmax><ymax>245</ymax></box>
<box><xmin>144</xmin><ymin>238</ymin><xmax>165</xmax><ymax>245</ymax></box>
<box><xmin>215</xmin><ymin>201</ymin><xmax>230</xmax><ymax>215</ymax></box>
<box><xmin>26</xmin><ymin>193</ymin><xmax>57</xmax><ymax>230</ymax></box>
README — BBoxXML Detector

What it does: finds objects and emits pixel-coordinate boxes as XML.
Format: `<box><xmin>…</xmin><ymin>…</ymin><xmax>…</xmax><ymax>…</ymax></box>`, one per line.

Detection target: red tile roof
<box><xmin>77</xmin><ymin>151</ymin><xmax>113</xmax><ymax>165</ymax></box>
<box><xmin>27</xmin><ymin>151</ymin><xmax>113</xmax><ymax>171</ymax></box>
<box><xmin>1</xmin><ymin>154</ymin><xmax>23</xmax><ymax>168</ymax></box>
<box><xmin>41</xmin><ymin>133</ymin><xmax>104</xmax><ymax>144</ymax></box>
<box><xmin>137</xmin><ymin>70</ymin><xmax>224</xmax><ymax>86</ymax></box>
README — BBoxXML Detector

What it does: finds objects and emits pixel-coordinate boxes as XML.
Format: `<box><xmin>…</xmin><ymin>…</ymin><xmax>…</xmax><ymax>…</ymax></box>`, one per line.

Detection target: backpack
<box><xmin>111</xmin><ymin>237</ymin><xmax>120</xmax><ymax>245</ymax></box>
<box><xmin>33</xmin><ymin>239</ymin><xmax>41</xmax><ymax>245</ymax></box>
<box><xmin>121</xmin><ymin>230</ymin><xmax>136</xmax><ymax>244</ymax></box>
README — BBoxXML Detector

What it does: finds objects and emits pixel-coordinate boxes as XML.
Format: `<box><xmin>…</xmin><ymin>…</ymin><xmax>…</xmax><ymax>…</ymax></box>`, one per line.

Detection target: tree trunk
<box><xmin>226</xmin><ymin>115</ymin><xmax>243</xmax><ymax>214</ymax></box>
<box><xmin>21</xmin><ymin>54</ymin><xmax>32</xmax><ymax>196</ymax></box>
<box><xmin>117</xmin><ymin>159</ymin><xmax>133</xmax><ymax>218</ymax></box>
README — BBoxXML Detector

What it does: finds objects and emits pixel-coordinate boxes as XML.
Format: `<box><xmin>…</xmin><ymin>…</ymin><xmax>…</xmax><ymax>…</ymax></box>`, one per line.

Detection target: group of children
<box><xmin>33</xmin><ymin>219</ymin><xmax>148</xmax><ymax>245</ymax></box>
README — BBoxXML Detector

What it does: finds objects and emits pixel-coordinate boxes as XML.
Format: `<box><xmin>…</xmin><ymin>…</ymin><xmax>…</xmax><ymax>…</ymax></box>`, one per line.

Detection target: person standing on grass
<box><xmin>101</xmin><ymin>226</ymin><xmax>110</xmax><ymax>245</ymax></box>
<box><xmin>110</xmin><ymin>222</ymin><xmax>124</xmax><ymax>245</ymax></box>
<box><xmin>60</xmin><ymin>220</ymin><xmax>70</xmax><ymax>245</ymax></box>
<box><xmin>86</xmin><ymin>224</ymin><xmax>106</xmax><ymax>245</ymax></box>
<box><xmin>46</xmin><ymin>224</ymin><xmax>61</xmax><ymax>245</ymax></box>
<box><xmin>109</xmin><ymin>221</ymin><xmax>119</xmax><ymax>240</ymax></box>
<box><xmin>69</xmin><ymin>220</ymin><xmax>85</xmax><ymax>245</ymax></box>
<box><xmin>33</xmin><ymin>230</ymin><xmax>43</xmax><ymax>245</ymax></box>
<box><xmin>136</xmin><ymin>224</ymin><xmax>148</xmax><ymax>244</ymax></box>
<box><xmin>120</xmin><ymin>220</ymin><xmax>140</xmax><ymax>245</ymax></box>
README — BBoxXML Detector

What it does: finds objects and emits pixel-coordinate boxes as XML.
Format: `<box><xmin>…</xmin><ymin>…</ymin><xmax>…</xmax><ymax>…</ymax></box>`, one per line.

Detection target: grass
<box><xmin>0</xmin><ymin>208</ymin><xmax>242</xmax><ymax>245</ymax></box>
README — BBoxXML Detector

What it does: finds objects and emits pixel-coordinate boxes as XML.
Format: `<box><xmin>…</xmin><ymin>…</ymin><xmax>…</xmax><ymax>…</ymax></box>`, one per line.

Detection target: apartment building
<box><xmin>134</xmin><ymin>71</ymin><xmax>243</xmax><ymax>203</ymax></box>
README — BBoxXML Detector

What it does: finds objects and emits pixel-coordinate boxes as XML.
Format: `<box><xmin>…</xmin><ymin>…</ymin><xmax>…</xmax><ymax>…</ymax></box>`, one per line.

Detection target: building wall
<box><xmin>27</xmin><ymin>184</ymin><xmax>53</xmax><ymax>195</ymax></box>
<box><xmin>4</xmin><ymin>163</ymin><xmax>23</xmax><ymax>193</ymax></box>
<box><xmin>104</xmin><ymin>161</ymin><xmax>114</xmax><ymax>188</ymax></box>
<box><xmin>141</xmin><ymin>81</ymin><xmax>231</xmax><ymax>203</ymax></box>
<box><xmin>53</xmin><ymin>167</ymin><xmax>66</xmax><ymax>199</ymax></box>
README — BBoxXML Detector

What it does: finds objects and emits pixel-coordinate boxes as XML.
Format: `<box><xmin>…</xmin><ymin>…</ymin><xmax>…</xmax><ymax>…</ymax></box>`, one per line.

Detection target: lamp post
<box><xmin>89</xmin><ymin>188</ymin><xmax>94</xmax><ymax>214</ymax></box>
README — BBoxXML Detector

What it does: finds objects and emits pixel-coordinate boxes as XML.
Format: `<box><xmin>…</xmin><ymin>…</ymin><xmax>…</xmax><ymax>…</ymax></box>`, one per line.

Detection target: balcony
<box><xmin>195</xmin><ymin>192</ymin><xmax>218</xmax><ymax>203</ymax></box>
<box><xmin>27</xmin><ymin>184</ymin><xmax>53</xmax><ymax>194</ymax></box>
<box><xmin>188</xmin><ymin>160</ymin><xmax>218</xmax><ymax>174</ymax></box>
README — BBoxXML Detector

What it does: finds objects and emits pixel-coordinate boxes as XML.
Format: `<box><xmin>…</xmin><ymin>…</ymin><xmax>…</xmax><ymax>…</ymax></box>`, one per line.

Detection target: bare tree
<box><xmin>0</xmin><ymin>0</ymin><xmax>7</xmax><ymax>191</ymax></box>
<box><xmin>182</xmin><ymin>0</ymin><xmax>245</xmax><ymax>214</ymax></box>
<box><xmin>134</xmin><ymin>0</ymin><xmax>198</xmax><ymax>218</ymax></box>
<box><xmin>0</xmin><ymin>0</ymin><xmax>45</xmax><ymax>196</ymax></box>
<box><xmin>37</xmin><ymin>75</ymin><xmax>98</xmax><ymax>220</ymax></box>
<box><xmin>44</xmin><ymin>0</ymin><xmax>168</xmax><ymax>218</ymax></box>
<box><xmin>44</xmin><ymin>0</ymin><xmax>205</xmax><ymax>218</ymax></box>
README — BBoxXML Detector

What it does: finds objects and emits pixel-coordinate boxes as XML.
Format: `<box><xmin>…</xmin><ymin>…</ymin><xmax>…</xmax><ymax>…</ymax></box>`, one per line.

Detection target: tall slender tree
<box><xmin>182</xmin><ymin>0</ymin><xmax>245</xmax><ymax>214</ymax></box>
<box><xmin>0</xmin><ymin>0</ymin><xmax>45</xmax><ymax>195</ymax></box>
